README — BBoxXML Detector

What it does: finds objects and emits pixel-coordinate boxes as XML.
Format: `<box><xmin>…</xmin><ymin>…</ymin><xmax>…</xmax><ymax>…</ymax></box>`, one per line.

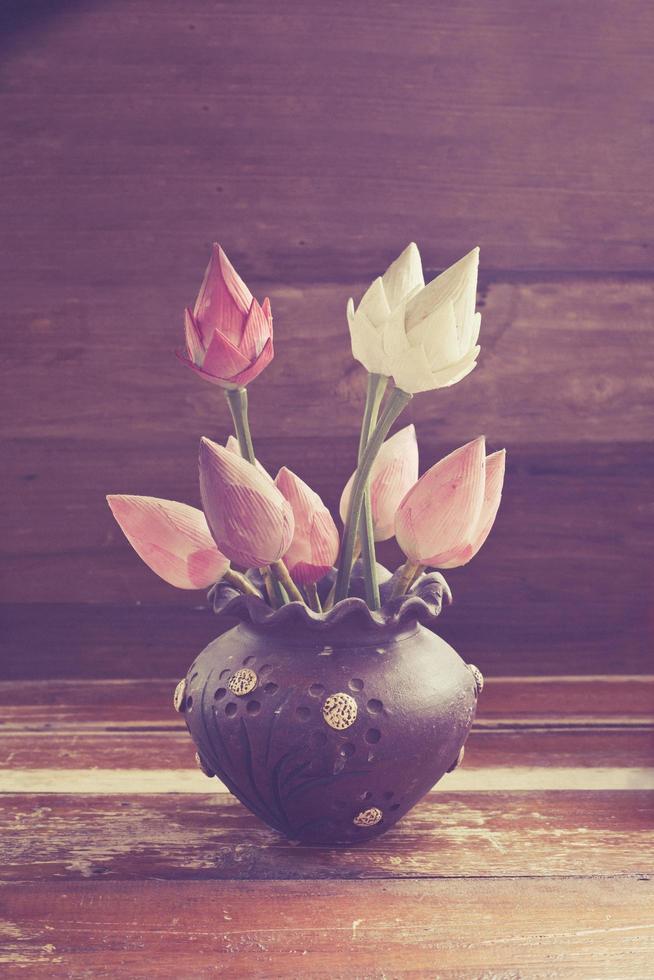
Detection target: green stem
<box><xmin>264</xmin><ymin>567</ymin><xmax>287</xmax><ymax>609</ymax></box>
<box><xmin>223</xmin><ymin>567</ymin><xmax>264</xmax><ymax>599</ymax></box>
<box><xmin>224</xmin><ymin>386</ymin><xmax>256</xmax><ymax>463</ymax></box>
<box><xmin>390</xmin><ymin>559</ymin><xmax>422</xmax><ymax>599</ymax></box>
<box><xmin>261</xmin><ymin>567</ymin><xmax>283</xmax><ymax>607</ymax></box>
<box><xmin>358</xmin><ymin>373</ymin><xmax>388</xmax><ymax>610</ymax></box>
<box><xmin>333</xmin><ymin>386</ymin><xmax>412</xmax><ymax>603</ymax></box>
<box><xmin>323</xmin><ymin>540</ymin><xmax>360</xmax><ymax>612</ymax></box>
<box><xmin>305</xmin><ymin>582</ymin><xmax>323</xmax><ymax>613</ymax></box>
<box><xmin>223</xmin><ymin>386</ymin><xmax>290</xmax><ymax>607</ymax></box>
<box><xmin>270</xmin><ymin>560</ymin><xmax>305</xmax><ymax>604</ymax></box>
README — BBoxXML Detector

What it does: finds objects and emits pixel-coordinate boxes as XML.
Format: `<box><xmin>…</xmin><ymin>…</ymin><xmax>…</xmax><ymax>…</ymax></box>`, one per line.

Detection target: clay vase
<box><xmin>176</xmin><ymin>572</ymin><xmax>483</xmax><ymax>845</ymax></box>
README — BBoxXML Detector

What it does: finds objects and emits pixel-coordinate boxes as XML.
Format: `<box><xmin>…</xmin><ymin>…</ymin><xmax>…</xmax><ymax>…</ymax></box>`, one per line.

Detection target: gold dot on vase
<box><xmin>322</xmin><ymin>693</ymin><xmax>358</xmax><ymax>730</ymax></box>
<box><xmin>353</xmin><ymin>807</ymin><xmax>383</xmax><ymax>828</ymax></box>
<box><xmin>227</xmin><ymin>668</ymin><xmax>258</xmax><ymax>696</ymax></box>
<box><xmin>173</xmin><ymin>679</ymin><xmax>186</xmax><ymax>713</ymax></box>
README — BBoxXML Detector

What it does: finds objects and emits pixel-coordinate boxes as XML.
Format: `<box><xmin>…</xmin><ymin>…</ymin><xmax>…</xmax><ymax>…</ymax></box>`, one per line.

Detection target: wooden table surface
<box><xmin>1</xmin><ymin>1</ymin><xmax>653</xmax><ymax>977</ymax></box>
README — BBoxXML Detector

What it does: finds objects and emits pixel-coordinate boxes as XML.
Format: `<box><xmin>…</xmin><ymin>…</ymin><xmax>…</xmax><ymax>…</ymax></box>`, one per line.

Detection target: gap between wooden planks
<box><xmin>2</xmin><ymin>766</ymin><xmax>654</xmax><ymax>794</ymax></box>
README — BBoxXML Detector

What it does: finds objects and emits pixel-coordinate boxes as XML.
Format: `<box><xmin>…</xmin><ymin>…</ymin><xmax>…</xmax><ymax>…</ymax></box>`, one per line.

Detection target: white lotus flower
<box><xmin>347</xmin><ymin>244</ymin><xmax>481</xmax><ymax>394</ymax></box>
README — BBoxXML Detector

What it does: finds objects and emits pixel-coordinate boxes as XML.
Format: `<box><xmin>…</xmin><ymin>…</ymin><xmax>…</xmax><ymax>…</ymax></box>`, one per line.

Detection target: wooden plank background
<box><xmin>1</xmin><ymin>0</ymin><xmax>653</xmax><ymax>678</ymax></box>
<box><xmin>1</xmin><ymin>1</ymin><xmax>653</xmax><ymax>277</ymax></box>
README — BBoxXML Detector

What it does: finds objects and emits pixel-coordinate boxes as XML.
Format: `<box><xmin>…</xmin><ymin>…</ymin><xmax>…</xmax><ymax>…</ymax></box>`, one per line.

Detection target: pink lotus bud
<box><xmin>275</xmin><ymin>467</ymin><xmax>340</xmax><ymax>585</ymax></box>
<box><xmin>396</xmin><ymin>436</ymin><xmax>503</xmax><ymax>568</ymax></box>
<box><xmin>199</xmin><ymin>437</ymin><xmax>294</xmax><ymax>568</ymax></box>
<box><xmin>106</xmin><ymin>495</ymin><xmax>229</xmax><ymax>589</ymax></box>
<box><xmin>177</xmin><ymin>244</ymin><xmax>274</xmax><ymax>388</ymax></box>
<box><xmin>339</xmin><ymin>424</ymin><xmax>419</xmax><ymax>541</ymax></box>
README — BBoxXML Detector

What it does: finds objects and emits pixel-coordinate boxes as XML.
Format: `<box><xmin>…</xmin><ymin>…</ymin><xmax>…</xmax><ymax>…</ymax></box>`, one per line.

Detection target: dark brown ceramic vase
<box><xmin>177</xmin><ymin>572</ymin><xmax>482</xmax><ymax>845</ymax></box>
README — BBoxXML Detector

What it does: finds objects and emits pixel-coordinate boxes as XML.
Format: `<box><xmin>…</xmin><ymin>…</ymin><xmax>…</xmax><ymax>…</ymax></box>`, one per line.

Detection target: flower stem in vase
<box><xmin>334</xmin><ymin>386</ymin><xmax>412</xmax><ymax>604</ymax></box>
<box><xmin>270</xmin><ymin>560</ymin><xmax>305</xmax><ymax>603</ymax></box>
<box><xmin>358</xmin><ymin>372</ymin><xmax>388</xmax><ymax>610</ymax></box>
<box><xmin>390</xmin><ymin>559</ymin><xmax>422</xmax><ymax>599</ymax></box>
<box><xmin>261</xmin><ymin>567</ymin><xmax>285</xmax><ymax>606</ymax></box>
<box><xmin>304</xmin><ymin>582</ymin><xmax>323</xmax><ymax>613</ymax></box>
<box><xmin>323</xmin><ymin>539</ymin><xmax>361</xmax><ymax>611</ymax></box>
<box><xmin>223</xmin><ymin>567</ymin><xmax>264</xmax><ymax>599</ymax></box>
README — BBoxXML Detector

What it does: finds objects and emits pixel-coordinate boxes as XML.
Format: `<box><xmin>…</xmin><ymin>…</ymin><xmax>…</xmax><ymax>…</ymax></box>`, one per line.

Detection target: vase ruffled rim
<box><xmin>208</xmin><ymin>571</ymin><xmax>451</xmax><ymax>633</ymax></box>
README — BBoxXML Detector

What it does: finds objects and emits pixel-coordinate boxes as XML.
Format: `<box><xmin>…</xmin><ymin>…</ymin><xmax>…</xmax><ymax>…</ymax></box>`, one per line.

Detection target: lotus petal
<box><xmin>275</xmin><ymin>466</ymin><xmax>339</xmax><ymax>584</ymax></box>
<box><xmin>199</xmin><ymin>438</ymin><xmax>294</xmax><ymax>567</ymax></box>
<box><xmin>395</xmin><ymin>436</ymin><xmax>486</xmax><ymax>565</ymax></box>
<box><xmin>379</xmin><ymin>241</ymin><xmax>424</xmax><ymax>311</ymax></box>
<box><xmin>107</xmin><ymin>494</ymin><xmax>228</xmax><ymax>589</ymax></box>
<box><xmin>340</xmin><ymin>424</ymin><xmax>419</xmax><ymax>542</ymax></box>
<box><xmin>230</xmin><ymin>336</ymin><xmax>274</xmax><ymax>387</ymax></box>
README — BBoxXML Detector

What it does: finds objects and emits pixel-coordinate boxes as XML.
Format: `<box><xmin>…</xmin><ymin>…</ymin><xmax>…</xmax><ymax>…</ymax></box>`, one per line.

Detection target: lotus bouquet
<box><xmin>108</xmin><ymin>242</ymin><xmax>505</xmax><ymax>612</ymax></box>
<box><xmin>106</xmin><ymin>241</ymin><xmax>506</xmax><ymax>844</ymax></box>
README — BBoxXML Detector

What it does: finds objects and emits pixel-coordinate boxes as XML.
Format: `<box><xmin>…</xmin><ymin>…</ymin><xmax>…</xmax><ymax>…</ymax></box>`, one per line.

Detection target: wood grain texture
<box><xmin>1</xmin><ymin>1</ymin><xmax>653</xmax><ymax>279</ymax></box>
<box><xmin>1</xmin><ymin>878</ymin><xmax>653</xmax><ymax>978</ymax></box>
<box><xmin>1</xmin><ymin>589</ymin><xmax>652</xmax><ymax>681</ymax></box>
<box><xmin>0</xmin><ymin>604</ymin><xmax>219</xmax><ymax>681</ymax></box>
<box><xmin>2</xmin><ymin>791</ymin><xmax>653</xmax><ymax>883</ymax></box>
<box><xmin>4</xmin><ymin>279</ymin><xmax>653</xmax><ymax>446</ymax></box>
